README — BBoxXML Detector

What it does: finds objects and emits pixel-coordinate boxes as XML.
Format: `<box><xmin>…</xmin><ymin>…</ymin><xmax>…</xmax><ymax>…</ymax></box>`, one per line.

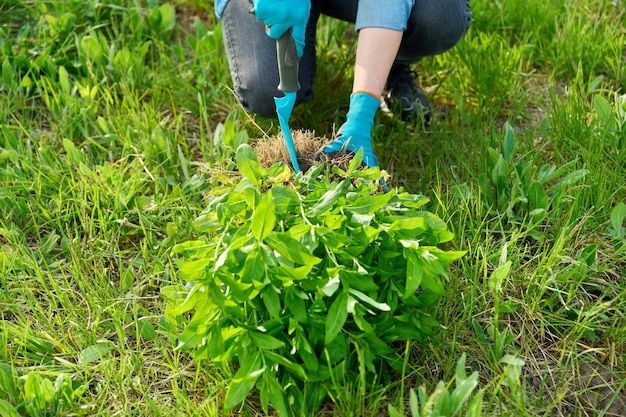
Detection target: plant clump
<box><xmin>163</xmin><ymin>144</ymin><xmax>465</xmax><ymax>416</ymax></box>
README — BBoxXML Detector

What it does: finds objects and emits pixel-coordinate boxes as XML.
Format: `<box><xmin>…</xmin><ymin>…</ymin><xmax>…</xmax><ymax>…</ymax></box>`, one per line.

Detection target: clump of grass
<box><xmin>252</xmin><ymin>129</ymin><xmax>357</xmax><ymax>173</ymax></box>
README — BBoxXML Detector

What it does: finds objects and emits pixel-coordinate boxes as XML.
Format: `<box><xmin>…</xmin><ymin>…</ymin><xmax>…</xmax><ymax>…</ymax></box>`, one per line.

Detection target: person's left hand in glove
<box><xmin>316</xmin><ymin>91</ymin><xmax>380</xmax><ymax>167</ymax></box>
<box><xmin>252</xmin><ymin>0</ymin><xmax>311</xmax><ymax>57</ymax></box>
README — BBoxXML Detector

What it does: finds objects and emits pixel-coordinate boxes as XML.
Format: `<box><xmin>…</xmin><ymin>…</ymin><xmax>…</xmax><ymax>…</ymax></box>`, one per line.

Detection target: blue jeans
<box><xmin>221</xmin><ymin>0</ymin><xmax>472</xmax><ymax>117</ymax></box>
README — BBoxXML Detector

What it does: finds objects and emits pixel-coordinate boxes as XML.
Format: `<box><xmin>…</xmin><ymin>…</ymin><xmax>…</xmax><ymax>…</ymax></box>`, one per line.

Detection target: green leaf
<box><xmin>455</xmin><ymin>353</ymin><xmax>468</xmax><ymax>382</ymax></box>
<box><xmin>242</xmin><ymin>246</ymin><xmax>266</xmax><ymax>283</ymax></box>
<box><xmin>488</xmin><ymin>261</ymin><xmax>511</xmax><ymax>293</ymax></box>
<box><xmin>148</xmin><ymin>3</ymin><xmax>176</xmax><ymax>37</ymax></box>
<box><xmin>325</xmin><ymin>293</ymin><xmax>348</xmax><ymax>345</ymax></box>
<box><xmin>157</xmin><ymin>3</ymin><xmax>176</xmax><ymax>33</ymax></box>
<box><xmin>410</xmin><ymin>388</ymin><xmax>419</xmax><ymax>416</ymax></box>
<box><xmin>450</xmin><ymin>373</ymin><xmax>479</xmax><ymax>414</ymax></box>
<box><xmin>350</xmin><ymin>212</ymin><xmax>374</xmax><ymax>227</ymax></box>
<box><xmin>539</xmin><ymin>159</ymin><xmax>578</xmax><ymax>184</ymax></box>
<box><xmin>559</xmin><ymin>169</ymin><xmax>589</xmax><ymax>186</ymax></box>
<box><xmin>2</xmin><ymin>59</ymin><xmax>13</xmax><ymax>88</ymax></box>
<box><xmin>387</xmin><ymin>405</ymin><xmax>404</xmax><ymax>417</ymax></box>
<box><xmin>0</xmin><ymin>364</ymin><xmax>17</xmax><ymax>402</ymax></box>
<box><xmin>404</xmin><ymin>249</ymin><xmax>423</xmax><ymax>298</ymax></box>
<box><xmin>348</xmin><ymin>289</ymin><xmax>391</xmax><ymax>312</ymax></box>
<box><xmin>78</xmin><ymin>343</ymin><xmax>112</xmax><ymax>364</ymax></box>
<box><xmin>417</xmin><ymin>263</ymin><xmax>445</xmax><ymax>296</ymax></box>
<box><xmin>58</xmin><ymin>65</ymin><xmax>71</xmax><ymax>95</ymax></box>
<box><xmin>264</xmin><ymin>373</ymin><xmax>290</xmax><ymax>417</ymax></box>
<box><xmin>265</xmin><ymin>233</ymin><xmax>321</xmax><ymax>266</ymax></box>
<box><xmin>263</xmin><ymin>351</ymin><xmax>307</xmax><ymax>380</ymax></box>
<box><xmin>347</xmin><ymin>192</ymin><xmax>393</xmax><ymax>215</ymax></box>
<box><xmin>503</xmin><ymin>121</ymin><xmax>516</xmax><ymax>161</ymax></box>
<box><xmin>433</xmin><ymin>381</ymin><xmax>451</xmax><ymax>416</ymax></box>
<box><xmin>385</xmin><ymin>215</ymin><xmax>427</xmax><ymax>233</ymax></box>
<box><xmin>169</xmin><ymin>282</ymin><xmax>203</xmax><ymax>315</ymax></box>
<box><xmin>138</xmin><ymin>318</ymin><xmax>157</xmax><ymax>341</ymax></box>
<box><xmin>320</xmin><ymin>274</ymin><xmax>341</xmax><ymax>297</ymax></box>
<box><xmin>251</xmin><ymin>190</ymin><xmax>276</xmax><ymax>241</ymax></box>
<box><xmin>286</xmin><ymin>289</ymin><xmax>308</xmax><ymax>323</ymax></box>
<box><xmin>364</xmin><ymin>333</ymin><xmax>396</xmax><ymax>357</ymax></box>
<box><xmin>352</xmin><ymin>304</ymin><xmax>374</xmax><ymax>334</ymax></box>
<box><xmin>594</xmin><ymin>94</ymin><xmax>613</xmax><ymax>125</ymax></box>
<box><xmin>272</xmin><ymin>185</ymin><xmax>300</xmax><ymax>214</ymax></box>
<box><xmin>500</xmin><ymin>354</ymin><xmax>525</xmax><ymax>366</ymax></box>
<box><xmin>347</xmin><ymin>148</ymin><xmax>365</xmax><ymax>174</ymax></box>
<box><xmin>581</xmin><ymin>244</ymin><xmax>597</xmax><ymax>266</ymax></box>
<box><xmin>325</xmin><ymin>332</ymin><xmax>348</xmax><ymax>363</ymax></box>
<box><xmin>526</xmin><ymin>180</ymin><xmax>548</xmax><ymax>210</ymax></box>
<box><xmin>472</xmin><ymin>319</ymin><xmax>486</xmax><ymax>343</ymax></box>
<box><xmin>272</xmin><ymin>264</ymin><xmax>313</xmax><ymax>280</ymax></box>
<box><xmin>491</xmin><ymin>155</ymin><xmax>510</xmax><ymax>191</ymax></box>
<box><xmin>261</xmin><ymin>286</ymin><xmax>281</xmax><ymax>319</ymax></box>
<box><xmin>610</xmin><ymin>202</ymin><xmax>626</xmax><ymax>239</ymax></box>
<box><xmin>430</xmin><ymin>248</ymin><xmax>467</xmax><ymax>265</ymax></box>
<box><xmin>465</xmin><ymin>389</ymin><xmax>484</xmax><ymax>417</ymax></box>
<box><xmin>308</xmin><ymin>180</ymin><xmax>347</xmax><ymax>217</ymax></box>
<box><xmin>177</xmin><ymin>257</ymin><xmax>212</xmax><ymax>282</ymax></box>
<box><xmin>24</xmin><ymin>372</ymin><xmax>55</xmax><ymax>403</ymax></box>
<box><xmin>80</xmin><ymin>35</ymin><xmax>103</xmax><ymax>63</ymax></box>
<box><xmin>63</xmin><ymin>138</ymin><xmax>85</xmax><ymax>165</ymax></box>
<box><xmin>394</xmin><ymin>322</ymin><xmax>425</xmax><ymax>340</ymax></box>
<box><xmin>249</xmin><ymin>331</ymin><xmax>285</xmax><ymax>350</ymax></box>
<box><xmin>235</xmin><ymin>144</ymin><xmax>264</xmax><ymax>186</ymax></box>
<box><xmin>224</xmin><ymin>353</ymin><xmax>264</xmax><ymax>411</ymax></box>
<box><xmin>0</xmin><ymin>399</ymin><xmax>18</xmax><ymax>417</ymax></box>
<box><xmin>265</xmin><ymin>162</ymin><xmax>293</xmax><ymax>183</ymax></box>
<box><xmin>317</xmin><ymin>228</ymin><xmax>351</xmax><ymax>251</ymax></box>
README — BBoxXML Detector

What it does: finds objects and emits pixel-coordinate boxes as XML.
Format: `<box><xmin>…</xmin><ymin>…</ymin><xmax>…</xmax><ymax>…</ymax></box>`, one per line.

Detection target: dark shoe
<box><xmin>384</xmin><ymin>63</ymin><xmax>431</xmax><ymax>123</ymax></box>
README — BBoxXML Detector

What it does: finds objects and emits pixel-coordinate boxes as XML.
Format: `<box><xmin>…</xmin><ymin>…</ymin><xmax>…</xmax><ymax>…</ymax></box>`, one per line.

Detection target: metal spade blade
<box><xmin>274</xmin><ymin>30</ymin><xmax>301</xmax><ymax>173</ymax></box>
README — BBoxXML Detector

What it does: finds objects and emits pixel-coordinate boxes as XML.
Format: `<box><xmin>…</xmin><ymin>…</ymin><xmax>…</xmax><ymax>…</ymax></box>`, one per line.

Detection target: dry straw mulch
<box><xmin>252</xmin><ymin>129</ymin><xmax>353</xmax><ymax>173</ymax></box>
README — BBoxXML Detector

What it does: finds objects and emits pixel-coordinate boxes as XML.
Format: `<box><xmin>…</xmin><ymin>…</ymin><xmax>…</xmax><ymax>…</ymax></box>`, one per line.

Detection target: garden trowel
<box><xmin>274</xmin><ymin>29</ymin><xmax>301</xmax><ymax>172</ymax></box>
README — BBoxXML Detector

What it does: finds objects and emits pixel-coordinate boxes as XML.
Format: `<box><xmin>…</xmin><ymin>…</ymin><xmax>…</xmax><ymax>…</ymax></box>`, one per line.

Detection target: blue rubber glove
<box><xmin>317</xmin><ymin>92</ymin><xmax>380</xmax><ymax>167</ymax></box>
<box><xmin>252</xmin><ymin>0</ymin><xmax>311</xmax><ymax>57</ymax></box>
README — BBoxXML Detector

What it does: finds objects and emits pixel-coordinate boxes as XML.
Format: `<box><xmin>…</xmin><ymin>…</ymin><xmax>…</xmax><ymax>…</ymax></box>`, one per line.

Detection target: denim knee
<box><xmin>397</xmin><ymin>0</ymin><xmax>472</xmax><ymax>62</ymax></box>
<box><xmin>235</xmin><ymin>85</ymin><xmax>279</xmax><ymax>118</ymax></box>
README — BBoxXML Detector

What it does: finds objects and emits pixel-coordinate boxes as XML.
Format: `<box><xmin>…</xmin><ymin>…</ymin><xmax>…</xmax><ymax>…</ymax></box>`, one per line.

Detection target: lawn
<box><xmin>1</xmin><ymin>0</ymin><xmax>625</xmax><ymax>416</ymax></box>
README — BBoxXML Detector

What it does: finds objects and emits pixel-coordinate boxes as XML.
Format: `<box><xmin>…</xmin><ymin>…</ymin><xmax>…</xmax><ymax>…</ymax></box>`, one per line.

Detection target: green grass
<box><xmin>1</xmin><ymin>0</ymin><xmax>625</xmax><ymax>415</ymax></box>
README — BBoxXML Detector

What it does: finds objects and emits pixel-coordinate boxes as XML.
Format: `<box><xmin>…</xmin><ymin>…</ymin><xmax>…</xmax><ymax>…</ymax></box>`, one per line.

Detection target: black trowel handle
<box><xmin>276</xmin><ymin>28</ymin><xmax>301</xmax><ymax>93</ymax></box>
<box><xmin>247</xmin><ymin>2</ymin><xmax>301</xmax><ymax>93</ymax></box>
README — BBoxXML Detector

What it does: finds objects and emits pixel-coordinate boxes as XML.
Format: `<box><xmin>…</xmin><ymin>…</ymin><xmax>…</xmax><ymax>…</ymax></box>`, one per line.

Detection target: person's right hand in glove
<box><xmin>252</xmin><ymin>0</ymin><xmax>311</xmax><ymax>57</ymax></box>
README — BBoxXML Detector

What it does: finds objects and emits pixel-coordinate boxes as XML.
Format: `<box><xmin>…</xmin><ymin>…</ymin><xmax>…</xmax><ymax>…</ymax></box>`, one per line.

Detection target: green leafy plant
<box><xmin>388</xmin><ymin>354</ymin><xmax>483</xmax><ymax>417</ymax></box>
<box><xmin>609</xmin><ymin>202</ymin><xmax>626</xmax><ymax>241</ymax></box>
<box><xmin>147</xmin><ymin>3</ymin><xmax>176</xmax><ymax>40</ymax></box>
<box><xmin>594</xmin><ymin>93</ymin><xmax>626</xmax><ymax>164</ymax></box>
<box><xmin>163</xmin><ymin>145</ymin><xmax>465</xmax><ymax>416</ymax></box>
<box><xmin>594</xmin><ymin>93</ymin><xmax>626</xmax><ymax>133</ymax></box>
<box><xmin>0</xmin><ymin>365</ymin><xmax>87</xmax><ymax>417</ymax></box>
<box><xmin>477</xmin><ymin>121</ymin><xmax>588</xmax><ymax>237</ymax></box>
<box><xmin>211</xmin><ymin>113</ymin><xmax>250</xmax><ymax>168</ymax></box>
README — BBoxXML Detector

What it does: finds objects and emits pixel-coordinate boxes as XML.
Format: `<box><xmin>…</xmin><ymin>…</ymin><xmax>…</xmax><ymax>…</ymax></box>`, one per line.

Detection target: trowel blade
<box><xmin>275</xmin><ymin>91</ymin><xmax>300</xmax><ymax>173</ymax></box>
